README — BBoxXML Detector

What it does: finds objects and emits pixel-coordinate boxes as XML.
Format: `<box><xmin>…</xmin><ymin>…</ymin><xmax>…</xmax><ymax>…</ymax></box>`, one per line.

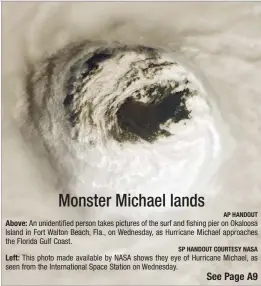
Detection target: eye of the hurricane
<box><xmin>62</xmin><ymin>45</ymin><xmax>199</xmax><ymax>144</ymax></box>
<box><xmin>116</xmin><ymin>87</ymin><xmax>192</xmax><ymax>142</ymax></box>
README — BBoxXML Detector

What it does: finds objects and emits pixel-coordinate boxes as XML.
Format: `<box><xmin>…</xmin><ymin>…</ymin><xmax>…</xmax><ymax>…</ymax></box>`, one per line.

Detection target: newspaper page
<box><xmin>1</xmin><ymin>2</ymin><xmax>261</xmax><ymax>285</ymax></box>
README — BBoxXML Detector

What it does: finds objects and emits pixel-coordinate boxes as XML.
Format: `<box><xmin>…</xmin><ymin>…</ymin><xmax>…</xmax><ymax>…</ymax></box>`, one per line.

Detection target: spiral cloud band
<box><xmin>27</xmin><ymin>42</ymin><xmax>222</xmax><ymax>203</ymax></box>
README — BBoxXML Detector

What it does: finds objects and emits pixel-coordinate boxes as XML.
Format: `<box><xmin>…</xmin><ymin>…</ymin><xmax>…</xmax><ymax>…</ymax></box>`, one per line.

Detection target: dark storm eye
<box><xmin>116</xmin><ymin>86</ymin><xmax>192</xmax><ymax>142</ymax></box>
